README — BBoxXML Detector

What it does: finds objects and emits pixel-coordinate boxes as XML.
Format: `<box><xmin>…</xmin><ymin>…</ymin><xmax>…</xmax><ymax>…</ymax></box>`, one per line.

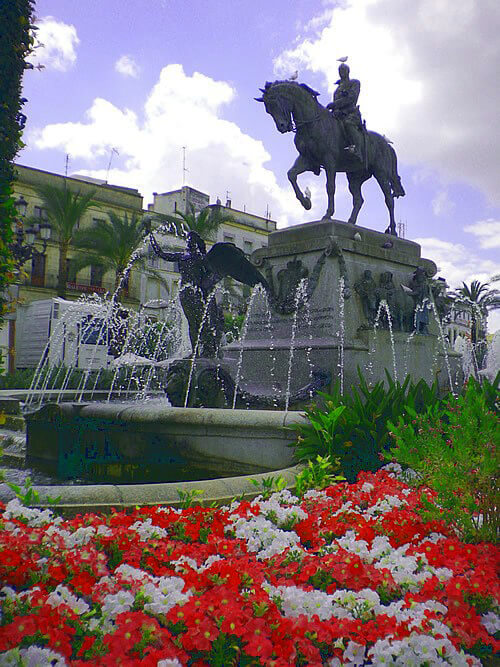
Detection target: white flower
<box><xmin>114</xmin><ymin>564</ymin><xmax>152</xmax><ymax>583</ymax></box>
<box><xmin>101</xmin><ymin>590</ymin><xmax>135</xmax><ymax>617</ymax></box>
<box><xmin>481</xmin><ymin>611</ymin><xmax>500</xmax><ymax>634</ymax></box>
<box><xmin>3</xmin><ymin>499</ymin><xmax>62</xmax><ymax>528</ymax></box>
<box><xmin>129</xmin><ymin>518</ymin><xmax>168</xmax><ymax>540</ymax></box>
<box><xmin>343</xmin><ymin>640</ymin><xmax>366</xmax><ymax>665</ymax></box>
<box><xmin>47</xmin><ymin>585</ymin><xmax>90</xmax><ymax>615</ymax></box>
<box><xmin>361</xmin><ymin>482</ymin><xmax>375</xmax><ymax>493</ymax></box>
<box><xmin>1</xmin><ymin>646</ymin><xmax>68</xmax><ymax>666</ymax></box>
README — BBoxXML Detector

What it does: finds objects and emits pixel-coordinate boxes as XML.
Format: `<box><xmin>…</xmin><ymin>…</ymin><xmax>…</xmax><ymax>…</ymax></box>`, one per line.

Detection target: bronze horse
<box><xmin>256</xmin><ymin>81</ymin><xmax>405</xmax><ymax>235</ymax></box>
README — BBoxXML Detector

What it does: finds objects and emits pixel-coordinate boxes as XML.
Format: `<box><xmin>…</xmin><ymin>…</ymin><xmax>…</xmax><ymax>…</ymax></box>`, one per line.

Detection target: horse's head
<box><xmin>255</xmin><ymin>82</ymin><xmax>293</xmax><ymax>134</ymax></box>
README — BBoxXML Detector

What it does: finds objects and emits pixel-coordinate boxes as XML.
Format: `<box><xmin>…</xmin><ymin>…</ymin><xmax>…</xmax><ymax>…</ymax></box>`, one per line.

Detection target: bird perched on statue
<box><xmin>289</xmin><ymin>70</ymin><xmax>299</xmax><ymax>81</ymax></box>
<box><xmin>382</xmin><ymin>134</ymin><xmax>393</xmax><ymax>144</ymax></box>
<box><xmin>304</xmin><ymin>186</ymin><xmax>311</xmax><ymax>200</ymax></box>
<box><xmin>381</xmin><ymin>240</ymin><xmax>394</xmax><ymax>249</ymax></box>
<box><xmin>353</xmin><ymin>232</ymin><xmax>362</xmax><ymax>241</ymax></box>
<box><xmin>337</xmin><ymin>56</ymin><xmax>348</xmax><ymax>63</ymax></box>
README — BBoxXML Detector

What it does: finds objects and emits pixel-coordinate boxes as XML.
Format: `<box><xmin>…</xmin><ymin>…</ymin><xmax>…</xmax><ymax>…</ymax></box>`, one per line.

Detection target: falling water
<box><xmin>337</xmin><ymin>276</ymin><xmax>346</xmax><ymax>394</ymax></box>
<box><xmin>285</xmin><ymin>279</ymin><xmax>308</xmax><ymax>413</ymax></box>
<box><xmin>372</xmin><ymin>299</ymin><xmax>398</xmax><ymax>383</ymax></box>
<box><xmin>183</xmin><ymin>284</ymin><xmax>222</xmax><ymax>408</ymax></box>
<box><xmin>232</xmin><ymin>284</ymin><xmax>262</xmax><ymax>409</ymax></box>
<box><xmin>428</xmin><ymin>296</ymin><xmax>455</xmax><ymax>394</ymax></box>
<box><xmin>263</xmin><ymin>294</ymin><xmax>279</xmax><ymax>408</ymax></box>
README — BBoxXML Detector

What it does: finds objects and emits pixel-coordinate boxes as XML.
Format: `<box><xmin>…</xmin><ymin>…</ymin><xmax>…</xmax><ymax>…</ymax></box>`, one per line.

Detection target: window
<box><xmin>33</xmin><ymin>206</ymin><xmax>48</xmax><ymax>220</ymax></box>
<box><xmin>31</xmin><ymin>254</ymin><xmax>45</xmax><ymax>287</ymax></box>
<box><xmin>223</xmin><ymin>234</ymin><xmax>235</xmax><ymax>245</ymax></box>
<box><xmin>90</xmin><ymin>265</ymin><xmax>104</xmax><ymax>287</ymax></box>
<box><xmin>92</xmin><ymin>217</ymin><xmax>106</xmax><ymax>227</ymax></box>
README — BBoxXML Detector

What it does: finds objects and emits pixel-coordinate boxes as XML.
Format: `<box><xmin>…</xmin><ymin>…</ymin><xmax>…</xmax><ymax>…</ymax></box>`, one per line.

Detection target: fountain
<box><xmin>0</xmin><ymin>70</ymin><xmax>465</xmax><ymax>515</ymax></box>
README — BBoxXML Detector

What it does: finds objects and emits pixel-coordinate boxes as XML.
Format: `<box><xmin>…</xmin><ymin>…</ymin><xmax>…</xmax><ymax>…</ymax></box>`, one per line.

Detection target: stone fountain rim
<box><xmin>0</xmin><ymin>464</ymin><xmax>304</xmax><ymax>517</ymax></box>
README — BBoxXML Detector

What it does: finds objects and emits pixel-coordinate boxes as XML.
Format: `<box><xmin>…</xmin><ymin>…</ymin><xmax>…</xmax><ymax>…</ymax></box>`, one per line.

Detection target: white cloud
<box><xmin>414</xmin><ymin>236</ymin><xmax>500</xmax><ymax>289</ymax></box>
<box><xmin>431</xmin><ymin>189</ymin><xmax>455</xmax><ymax>217</ymax></box>
<box><xmin>28</xmin><ymin>16</ymin><xmax>79</xmax><ymax>71</ymax></box>
<box><xmin>274</xmin><ymin>0</ymin><xmax>500</xmax><ymax>205</ymax></box>
<box><xmin>31</xmin><ymin>64</ymin><xmax>299</xmax><ymax>225</ymax></box>
<box><xmin>464</xmin><ymin>219</ymin><xmax>500</xmax><ymax>249</ymax></box>
<box><xmin>115</xmin><ymin>55</ymin><xmax>140</xmax><ymax>78</ymax></box>
<box><xmin>415</xmin><ymin>235</ymin><xmax>500</xmax><ymax>332</ymax></box>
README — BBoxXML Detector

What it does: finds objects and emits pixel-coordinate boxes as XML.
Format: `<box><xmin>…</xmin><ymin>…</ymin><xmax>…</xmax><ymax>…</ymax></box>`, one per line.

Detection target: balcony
<box><xmin>21</xmin><ymin>271</ymin><xmax>121</xmax><ymax>296</ymax></box>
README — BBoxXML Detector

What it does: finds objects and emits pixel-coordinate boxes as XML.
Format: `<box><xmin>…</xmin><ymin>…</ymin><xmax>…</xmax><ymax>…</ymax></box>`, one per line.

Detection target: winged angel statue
<box><xmin>145</xmin><ymin>220</ymin><xmax>268</xmax><ymax>358</ymax></box>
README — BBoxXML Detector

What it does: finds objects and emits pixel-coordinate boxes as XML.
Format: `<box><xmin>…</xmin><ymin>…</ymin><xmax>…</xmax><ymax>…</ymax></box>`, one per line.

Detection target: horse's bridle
<box><xmin>266</xmin><ymin>92</ymin><xmax>322</xmax><ymax>133</ymax></box>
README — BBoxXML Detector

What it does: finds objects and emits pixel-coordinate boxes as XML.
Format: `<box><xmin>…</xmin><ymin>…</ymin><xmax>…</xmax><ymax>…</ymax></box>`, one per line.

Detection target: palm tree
<box><xmin>35</xmin><ymin>184</ymin><xmax>96</xmax><ymax>298</ymax></box>
<box><xmin>158</xmin><ymin>204</ymin><xmax>233</xmax><ymax>241</ymax></box>
<box><xmin>451</xmin><ymin>279</ymin><xmax>500</xmax><ymax>374</ymax></box>
<box><xmin>71</xmin><ymin>211</ymin><xmax>146</xmax><ymax>300</ymax></box>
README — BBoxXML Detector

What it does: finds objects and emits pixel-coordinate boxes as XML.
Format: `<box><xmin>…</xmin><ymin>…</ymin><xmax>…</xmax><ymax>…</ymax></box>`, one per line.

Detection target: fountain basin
<box><xmin>0</xmin><ymin>464</ymin><xmax>304</xmax><ymax>517</ymax></box>
<box><xmin>24</xmin><ymin>401</ymin><xmax>306</xmax><ymax>483</ymax></box>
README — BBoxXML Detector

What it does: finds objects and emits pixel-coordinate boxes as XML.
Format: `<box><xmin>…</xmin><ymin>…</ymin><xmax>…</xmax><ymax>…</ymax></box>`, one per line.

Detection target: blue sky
<box><xmin>20</xmin><ymin>0</ymin><xmax>500</xmax><ymax>330</ymax></box>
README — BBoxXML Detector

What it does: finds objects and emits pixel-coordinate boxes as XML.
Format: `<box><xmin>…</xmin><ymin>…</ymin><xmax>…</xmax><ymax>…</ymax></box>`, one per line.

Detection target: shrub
<box><xmin>289</xmin><ymin>371</ymin><xmax>443</xmax><ymax>483</ymax></box>
<box><xmin>385</xmin><ymin>379</ymin><xmax>499</xmax><ymax>543</ymax></box>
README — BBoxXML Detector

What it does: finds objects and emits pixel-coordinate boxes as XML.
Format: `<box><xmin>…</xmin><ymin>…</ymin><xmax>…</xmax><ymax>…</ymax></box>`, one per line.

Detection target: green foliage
<box><xmin>72</xmin><ymin>211</ymin><xmax>146</xmax><ymax>296</ymax></box>
<box><xmin>0</xmin><ymin>364</ymin><xmax>140</xmax><ymax>391</ymax></box>
<box><xmin>157</xmin><ymin>204</ymin><xmax>234</xmax><ymax>242</ymax></box>
<box><xmin>223</xmin><ymin>310</ymin><xmax>245</xmax><ymax>343</ymax></box>
<box><xmin>0</xmin><ymin>450</ymin><xmax>61</xmax><ymax>508</ymax></box>
<box><xmin>385</xmin><ymin>379</ymin><xmax>499</xmax><ymax>543</ymax></box>
<box><xmin>34</xmin><ymin>184</ymin><xmax>97</xmax><ymax>297</ymax></box>
<box><xmin>0</xmin><ymin>1</ymin><xmax>36</xmax><ymax>332</ymax></box>
<box><xmin>177</xmin><ymin>488</ymin><xmax>204</xmax><ymax>509</ymax></box>
<box><xmin>294</xmin><ymin>455</ymin><xmax>346</xmax><ymax>497</ymax></box>
<box><xmin>126</xmin><ymin>320</ymin><xmax>177</xmax><ymax>362</ymax></box>
<box><xmin>472</xmin><ymin>371</ymin><xmax>499</xmax><ymax>415</ymax></box>
<box><xmin>250</xmin><ymin>475</ymin><xmax>287</xmax><ymax>500</ymax></box>
<box><xmin>290</xmin><ymin>371</ymin><xmax>443</xmax><ymax>483</ymax></box>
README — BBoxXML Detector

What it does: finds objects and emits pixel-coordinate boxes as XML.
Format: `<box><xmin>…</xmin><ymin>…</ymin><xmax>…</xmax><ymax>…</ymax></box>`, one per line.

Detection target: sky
<box><xmin>20</xmin><ymin>0</ymin><xmax>500</xmax><ymax>331</ymax></box>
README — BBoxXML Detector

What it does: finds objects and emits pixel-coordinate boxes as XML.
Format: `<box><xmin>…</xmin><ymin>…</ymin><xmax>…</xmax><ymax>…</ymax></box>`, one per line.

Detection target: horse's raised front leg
<box><xmin>323</xmin><ymin>164</ymin><xmax>336</xmax><ymax>219</ymax></box>
<box><xmin>287</xmin><ymin>155</ymin><xmax>312</xmax><ymax>210</ymax></box>
<box><xmin>346</xmin><ymin>172</ymin><xmax>369</xmax><ymax>225</ymax></box>
<box><xmin>375</xmin><ymin>174</ymin><xmax>397</xmax><ymax>235</ymax></box>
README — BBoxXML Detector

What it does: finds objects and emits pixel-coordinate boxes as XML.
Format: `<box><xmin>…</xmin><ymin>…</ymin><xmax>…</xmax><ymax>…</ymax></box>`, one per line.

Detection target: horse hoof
<box><xmin>321</xmin><ymin>215</ymin><xmax>332</xmax><ymax>221</ymax></box>
<box><xmin>303</xmin><ymin>198</ymin><xmax>312</xmax><ymax>211</ymax></box>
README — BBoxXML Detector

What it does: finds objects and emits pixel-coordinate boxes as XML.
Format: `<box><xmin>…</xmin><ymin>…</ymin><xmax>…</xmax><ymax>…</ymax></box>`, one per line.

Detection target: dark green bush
<box><xmin>385</xmin><ymin>379</ymin><xmax>499</xmax><ymax>543</ymax></box>
<box><xmin>289</xmin><ymin>371</ymin><xmax>444</xmax><ymax>483</ymax></box>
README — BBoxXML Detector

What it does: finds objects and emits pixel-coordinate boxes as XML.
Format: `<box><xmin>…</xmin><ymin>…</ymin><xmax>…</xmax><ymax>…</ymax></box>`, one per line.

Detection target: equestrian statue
<box><xmin>255</xmin><ymin>62</ymin><xmax>405</xmax><ymax>235</ymax></box>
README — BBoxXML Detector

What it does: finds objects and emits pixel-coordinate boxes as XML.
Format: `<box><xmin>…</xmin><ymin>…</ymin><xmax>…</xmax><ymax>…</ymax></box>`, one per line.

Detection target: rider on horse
<box><xmin>327</xmin><ymin>63</ymin><xmax>364</xmax><ymax>163</ymax></box>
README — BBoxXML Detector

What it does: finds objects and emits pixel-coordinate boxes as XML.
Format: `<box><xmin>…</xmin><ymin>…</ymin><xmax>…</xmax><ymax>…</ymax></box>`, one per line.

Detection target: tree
<box><xmin>35</xmin><ymin>184</ymin><xmax>96</xmax><ymax>298</ymax></box>
<box><xmin>159</xmin><ymin>204</ymin><xmax>233</xmax><ymax>241</ymax></box>
<box><xmin>451</xmin><ymin>279</ymin><xmax>500</xmax><ymax>374</ymax></box>
<box><xmin>0</xmin><ymin>0</ymin><xmax>36</xmax><ymax>361</ymax></box>
<box><xmin>71</xmin><ymin>210</ymin><xmax>146</xmax><ymax>300</ymax></box>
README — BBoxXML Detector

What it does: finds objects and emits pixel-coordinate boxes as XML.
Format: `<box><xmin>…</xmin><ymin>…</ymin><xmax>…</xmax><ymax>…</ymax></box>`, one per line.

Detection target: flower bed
<box><xmin>0</xmin><ymin>465</ymin><xmax>498</xmax><ymax>666</ymax></box>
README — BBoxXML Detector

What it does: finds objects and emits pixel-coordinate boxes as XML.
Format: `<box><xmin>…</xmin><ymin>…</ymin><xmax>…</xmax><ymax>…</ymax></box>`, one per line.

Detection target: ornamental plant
<box><xmin>290</xmin><ymin>371</ymin><xmax>443</xmax><ymax>482</ymax></box>
<box><xmin>385</xmin><ymin>379</ymin><xmax>499</xmax><ymax>544</ymax></box>
<box><xmin>0</xmin><ymin>466</ymin><xmax>499</xmax><ymax>665</ymax></box>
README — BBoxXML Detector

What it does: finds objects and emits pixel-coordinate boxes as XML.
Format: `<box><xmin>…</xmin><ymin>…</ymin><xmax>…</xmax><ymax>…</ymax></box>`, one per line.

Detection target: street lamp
<box><xmin>10</xmin><ymin>197</ymin><xmax>51</xmax><ymax>271</ymax></box>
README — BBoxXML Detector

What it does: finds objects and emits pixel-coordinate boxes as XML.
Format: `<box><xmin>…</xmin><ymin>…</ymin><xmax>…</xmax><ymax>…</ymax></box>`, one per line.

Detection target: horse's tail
<box><xmin>388</xmin><ymin>144</ymin><xmax>405</xmax><ymax>198</ymax></box>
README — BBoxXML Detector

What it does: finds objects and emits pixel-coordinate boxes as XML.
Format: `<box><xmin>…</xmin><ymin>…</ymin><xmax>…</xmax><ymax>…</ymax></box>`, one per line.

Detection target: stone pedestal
<box><xmin>224</xmin><ymin>219</ymin><xmax>461</xmax><ymax>397</ymax></box>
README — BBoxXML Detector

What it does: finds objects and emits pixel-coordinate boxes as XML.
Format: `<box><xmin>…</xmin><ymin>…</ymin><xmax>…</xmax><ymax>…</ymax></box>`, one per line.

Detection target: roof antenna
<box><xmin>106</xmin><ymin>147</ymin><xmax>119</xmax><ymax>183</ymax></box>
<box><xmin>64</xmin><ymin>154</ymin><xmax>70</xmax><ymax>191</ymax></box>
<box><xmin>182</xmin><ymin>146</ymin><xmax>188</xmax><ymax>186</ymax></box>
